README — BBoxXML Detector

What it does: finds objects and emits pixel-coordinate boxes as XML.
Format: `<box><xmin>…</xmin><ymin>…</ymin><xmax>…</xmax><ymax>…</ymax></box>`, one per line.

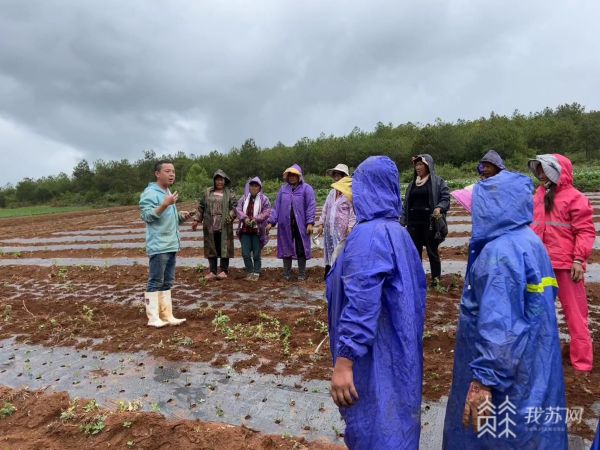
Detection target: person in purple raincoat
<box><xmin>235</xmin><ymin>177</ymin><xmax>272</xmax><ymax>281</ymax></box>
<box><xmin>266</xmin><ymin>164</ymin><xmax>317</xmax><ymax>281</ymax></box>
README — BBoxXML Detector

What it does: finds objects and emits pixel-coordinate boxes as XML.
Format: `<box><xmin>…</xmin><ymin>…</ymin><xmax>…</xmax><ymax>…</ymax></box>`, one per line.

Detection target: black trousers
<box><xmin>208</xmin><ymin>231</ymin><xmax>229</xmax><ymax>274</ymax></box>
<box><xmin>407</xmin><ymin>224</ymin><xmax>441</xmax><ymax>280</ymax></box>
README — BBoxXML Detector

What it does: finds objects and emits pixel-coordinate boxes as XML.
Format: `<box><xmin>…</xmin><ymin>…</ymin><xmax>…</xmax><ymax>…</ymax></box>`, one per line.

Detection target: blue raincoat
<box><xmin>326</xmin><ymin>156</ymin><xmax>427</xmax><ymax>449</ymax></box>
<box><xmin>443</xmin><ymin>170</ymin><xmax>567</xmax><ymax>449</ymax></box>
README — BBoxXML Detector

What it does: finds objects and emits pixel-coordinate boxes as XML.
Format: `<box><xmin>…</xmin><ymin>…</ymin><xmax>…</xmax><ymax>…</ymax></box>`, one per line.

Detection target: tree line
<box><xmin>1</xmin><ymin>103</ymin><xmax>599</xmax><ymax>208</ymax></box>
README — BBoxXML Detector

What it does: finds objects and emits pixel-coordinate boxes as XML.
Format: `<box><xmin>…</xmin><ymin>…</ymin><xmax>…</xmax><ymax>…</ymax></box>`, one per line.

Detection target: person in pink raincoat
<box><xmin>235</xmin><ymin>177</ymin><xmax>272</xmax><ymax>281</ymax></box>
<box><xmin>315</xmin><ymin>164</ymin><xmax>355</xmax><ymax>278</ymax></box>
<box><xmin>528</xmin><ymin>154</ymin><xmax>596</xmax><ymax>375</ymax></box>
<box><xmin>266</xmin><ymin>164</ymin><xmax>317</xmax><ymax>281</ymax></box>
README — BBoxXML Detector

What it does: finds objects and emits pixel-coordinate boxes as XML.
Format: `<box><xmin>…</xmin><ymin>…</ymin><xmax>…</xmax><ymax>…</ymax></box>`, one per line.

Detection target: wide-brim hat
<box><xmin>326</xmin><ymin>163</ymin><xmax>350</xmax><ymax>177</ymax></box>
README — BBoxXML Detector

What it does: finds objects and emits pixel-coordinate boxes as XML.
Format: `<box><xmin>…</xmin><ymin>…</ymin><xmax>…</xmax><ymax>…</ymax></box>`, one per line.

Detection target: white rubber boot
<box><xmin>144</xmin><ymin>292</ymin><xmax>168</xmax><ymax>328</ymax></box>
<box><xmin>158</xmin><ymin>290</ymin><xmax>186</xmax><ymax>326</ymax></box>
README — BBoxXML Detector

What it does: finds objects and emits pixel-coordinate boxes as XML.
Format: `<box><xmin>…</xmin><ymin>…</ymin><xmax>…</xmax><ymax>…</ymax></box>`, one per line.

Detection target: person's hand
<box><xmin>191</xmin><ymin>220</ymin><xmax>199</xmax><ymax>231</ymax></box>
<box><xmin>463</xmin><ymin>380</ymin><xmax>492</xmax><ymax>432</ymax></box>
<box><xmin>330</xmin><ymin>357</ymin><xmax>359</xmax><ymax>408</ymax></box>
<box><xmin>571</xmin><ymin>261</ymin><xmax>585</xmax><ymax>282</ymax></box>
<box><xmin>266</xmin><ymin>224</ymin><xmax>273</xmax><ymax>233</ymax></box>
<box><xmin>433</xmin><ymin>207</ymin><xmax>442</xmax><ymax>217</ymax></box>
<box><xmin>314</xmin><ymin>224</ymin><xmax>323</xmax><ymax>237</ymax></box>
<box><xmin>224</xmin><ymin>214</ymin><xmax>234</xmax><ymax>224</ymax></box>
<box><xmin>244</xmin><ymin>218</ymin><xmax>251</xmax><ymax>225</ymax></box>
<box><xmin>307</xmin><ymin>224</ymin><xmax>314</xmax><ymax>235</ymax></box>
<box><xmin>180</xmin><ymin>211</ymin><xmax>192</xmax><ymax>221</ymax></box>
<box><xmin>163</xmin><ymin>191</ymin><xmax>179</xmax><ymax>206</ymax></box>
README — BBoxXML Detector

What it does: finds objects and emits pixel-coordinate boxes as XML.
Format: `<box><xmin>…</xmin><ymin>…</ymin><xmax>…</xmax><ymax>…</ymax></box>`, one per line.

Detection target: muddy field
<box><xmin>1</xmin><ymin>197</ymin><xmax>599</xmax><ymax>447</ymax></box>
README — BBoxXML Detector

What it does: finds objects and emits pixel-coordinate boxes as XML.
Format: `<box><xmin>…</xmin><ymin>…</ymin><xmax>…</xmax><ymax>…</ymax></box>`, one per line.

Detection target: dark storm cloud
<box><xmin>1</xmin><ymin>0</ymin><xmax>599</xmax><ymax>184</ymax></box>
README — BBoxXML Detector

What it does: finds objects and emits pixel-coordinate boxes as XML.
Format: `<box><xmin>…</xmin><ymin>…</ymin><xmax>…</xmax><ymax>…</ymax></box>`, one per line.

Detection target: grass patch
<box><xmin>0</xmin><ymin>205</ymin><xmax>93</xmax><ymax>219</ymax></box>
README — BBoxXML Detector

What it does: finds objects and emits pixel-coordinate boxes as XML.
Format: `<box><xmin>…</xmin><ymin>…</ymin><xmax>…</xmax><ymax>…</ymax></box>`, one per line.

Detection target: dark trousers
<box><xmin>240</xmin><ymin>232</ymin><xmax>261</xmax><ymax>274</ymax></box>
<box><xmin>208</xmin><ymin>231</ymin><xmax>229</xmax><ymax>274</ymax></box>
<box><xmin>407</xmin><ymin>224</ymin><xmax>441</xmax><ymax>280</ymax></box>
<box><xmin>147</xmin><ymin>252</ymin><xmax>176</xmax><ymax>292</ymax></box>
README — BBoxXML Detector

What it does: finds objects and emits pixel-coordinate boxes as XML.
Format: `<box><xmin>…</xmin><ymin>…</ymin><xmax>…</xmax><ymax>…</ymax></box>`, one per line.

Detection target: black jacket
<box><xmin>401</xmin><ymin>153</ymin><xmax>450</xmax><ymax>226</ymax></box>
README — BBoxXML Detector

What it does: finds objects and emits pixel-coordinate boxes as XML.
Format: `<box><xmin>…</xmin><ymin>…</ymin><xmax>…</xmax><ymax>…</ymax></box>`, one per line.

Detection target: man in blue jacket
<box><xmin>139</xmin><ymin>161</ymin><xmax>191</xmax><ymax>328</ymax></box>
<box><xmin>326</xmin><ymin>156</ymin><xmax>427</xmax><ymax>449</ymax></box>
<box><xmin>443</xmin><ymin>170</ymin><xmax>568</xmax><ymax>449</ymax></box>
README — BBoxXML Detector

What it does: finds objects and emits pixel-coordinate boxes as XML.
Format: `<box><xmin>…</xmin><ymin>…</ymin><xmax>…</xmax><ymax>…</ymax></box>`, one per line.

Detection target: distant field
<box><xmin>0</xmin><ymin>205</ymin><xmax>93</xmax><ymax>219</ymax></box>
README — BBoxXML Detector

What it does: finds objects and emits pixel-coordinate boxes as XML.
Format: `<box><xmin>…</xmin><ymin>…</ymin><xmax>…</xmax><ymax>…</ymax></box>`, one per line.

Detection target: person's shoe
<box><xmin>205</xmin><ymin>272</ymin><xmax>218</xmax><ymax>281</ymax></box>
<box><xmin>144</xmin><ymin>292</ymin><xmax>168</xmax><ymax>328</ymax></box>
<box><xmin>217</xmin><ymin>271</ymin><xmax>228</xmax><ymax>280</ymax></box>
<box><xmin>298</xmin><ymin>273</ymin><xmax>307</xmax><ymax>282</ymax></box>
<box><xmin>430</xmin><ymin>277</ymin><xmax>440</xmax><ymax>288</ymax></box>
<box><xmin>245</xmin><ymin>273</ymin><xmax>254</xmax><ymax>281</ymax></box>
<box><xmin>251</xmin><ymin>273</ymin><xmax>260</xmax><ymax>281</ymax></box>
<box><xmin>283</xmin><ymin>273</ymin><xmax>291</xmax><ymax>281</ymax></box>
<box><xmin>158</xmin><ymin>290</ymin><xmax>186</xmax><ymax>326</ymax></box>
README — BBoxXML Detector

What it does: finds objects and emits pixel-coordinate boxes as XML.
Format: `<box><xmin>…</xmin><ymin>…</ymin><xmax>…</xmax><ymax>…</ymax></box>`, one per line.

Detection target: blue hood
<box><xmin>352</xmin><ymin>156</ymin><xmax>402</xmax><ymax>223</ymax></box>
<box><xmin>471</xmin><ymin>170</ymin><xmax>533</xmax><ymax>240</ymax></box>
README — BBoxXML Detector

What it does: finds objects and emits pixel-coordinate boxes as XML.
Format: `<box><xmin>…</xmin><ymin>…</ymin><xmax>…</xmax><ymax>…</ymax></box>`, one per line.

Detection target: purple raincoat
<box><xmin>268</xmin><ymin>164</ymin><xmax>317</xmax><ymax>259</ymax></box>
<box><xmin>235</xmin><ymin>177</ymin><xmax>272</xmax><ymax>249</ymax></box>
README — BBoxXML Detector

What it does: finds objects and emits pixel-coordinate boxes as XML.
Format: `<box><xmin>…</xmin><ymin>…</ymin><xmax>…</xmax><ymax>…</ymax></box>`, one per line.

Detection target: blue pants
<box><xmin>240</xmin><ymin>233</ymin><xmax>261</xmax><ymax>274</ymax></box>
<box><xmin>147</xmin><ymin>252</ymin><xmax>176</xmax><ymax>292</ymax></box>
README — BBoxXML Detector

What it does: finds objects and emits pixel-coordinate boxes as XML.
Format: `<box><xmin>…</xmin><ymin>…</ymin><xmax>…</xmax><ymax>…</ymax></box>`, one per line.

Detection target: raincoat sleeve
<box><xmin>304</xmin><ymin>185</ymin><xmax>317</xmax><ymax>226</ymax></box>
<box><xmin>255</xmin><ymin>195</ymin><xmax>272</xmax><ymax>223</ymax></box>
<box><xmin>139</xmin><ymin>190</ymin><xmax>161</xmax><ymax>223</ymax></box>
<box><xmin>468</xmin><ymin>247</ymin><xmax>530</xmax><ymax>392</ymax></box>
<box><xmin>268</xmin><ymin>190</ymin><xmax>281</xmax><ymax>225</ymax></box>
<box><xmin>228</xmin><ymin>189</ymin><xmax>238</xmax><ymax>219</ymax></box>
<box><xmin>194</xmin><ymin>191</ymin><xmax>206</xmax><ymax>223</ymax></box>
<box><xmin>570</xmin><ymin>194</ymin><xmax>595</xmax><ymax>263</ymax></box>
<box><xmin>235</xmin><ymin>194</ymin><xmax>248</xmax><ymax>220</ymax></box>
<box><xmin>335</xmin><ymin>227</ymin><xmax>394</xmax><ymax>361</ymax></box>
<box><xmin>400</xmin><ymin>183</ymin><xmax>411</xmax><ymax>226</ymax></box>
<box><xmin>436</xmin><ymin>178</ymin><xmax>451</xmax><ymax>212</ymax></box>
<box><xmin>348</xmin><ymin>205</ymin><xmax>356</xmax><ymax>231</ymax></box>
<box><xmin>316</xmin><ymin>190</ymin><xmax>333</xmax><ymax>227</ymax></box>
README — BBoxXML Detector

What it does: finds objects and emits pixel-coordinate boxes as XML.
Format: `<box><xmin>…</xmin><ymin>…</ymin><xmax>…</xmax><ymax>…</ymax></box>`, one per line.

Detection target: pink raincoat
<box><xmin>317</xmin><ymin>189</ymin><xmax>356</xmax><ymax>266</ymax></box>
<box><xmin>531</xmin><ymin>154</ymin><xmax>595</xmax><ymax>269</ymax></box>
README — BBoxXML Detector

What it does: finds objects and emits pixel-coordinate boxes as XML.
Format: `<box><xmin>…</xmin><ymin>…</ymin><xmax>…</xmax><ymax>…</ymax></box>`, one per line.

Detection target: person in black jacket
<box><xmin>401</xmin><ymin>154</ymin><xmax>450</xmax><ymax>286</ymax></box>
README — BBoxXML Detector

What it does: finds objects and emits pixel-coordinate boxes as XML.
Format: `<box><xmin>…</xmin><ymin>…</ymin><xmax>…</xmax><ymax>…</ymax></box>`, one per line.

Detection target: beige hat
<box><xmin>326</xmin><ymin>163</ymin><xmax>350</xmax><ymax>177</ymax></box>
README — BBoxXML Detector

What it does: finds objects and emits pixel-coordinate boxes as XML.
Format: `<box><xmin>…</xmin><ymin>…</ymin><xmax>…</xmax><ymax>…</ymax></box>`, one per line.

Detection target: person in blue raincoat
<box><xmin>326</xmin><ymin>155</ymin><xmax>427</xmax><ymax>450</ymax></box>
<box><xmin>443</xmin><ymin>170</ymin><xmax>568</xmax><ymax>449</ymax></box>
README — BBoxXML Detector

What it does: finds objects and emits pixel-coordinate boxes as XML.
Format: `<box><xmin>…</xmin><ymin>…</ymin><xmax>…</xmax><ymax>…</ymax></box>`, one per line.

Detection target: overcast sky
<box><xmin>1</xmin><ymin>0</ymin><xmax>599</xmax><ymax>185</ymax></box>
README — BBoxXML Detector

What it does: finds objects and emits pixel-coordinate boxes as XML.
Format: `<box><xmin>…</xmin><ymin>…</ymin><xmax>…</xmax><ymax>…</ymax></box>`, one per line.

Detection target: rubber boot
<box><xmin>298</xmin><ymin>258</ymin><xmax>307</xmax><ymax>281</ymax></box>
<box><xmin>283</xmin><ymin>258</ymin><xmax>292</xmax><ymax>281</ymax></box>
<box><xmin>158</xmin><ymin>290</ymin><xmax>186</xmax><ymax>326</ymax></box>
<box><xmin>144</xmin><ymin>292</ymin><xmax>168</xmax><ymax>328</ymax></box>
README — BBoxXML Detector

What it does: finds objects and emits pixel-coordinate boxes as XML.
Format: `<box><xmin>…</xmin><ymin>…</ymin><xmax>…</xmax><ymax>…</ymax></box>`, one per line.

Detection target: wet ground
<box><xmin>0</xmin><ymin>196</ymin><xmax>599</xmax><ymax>447</ymax></box>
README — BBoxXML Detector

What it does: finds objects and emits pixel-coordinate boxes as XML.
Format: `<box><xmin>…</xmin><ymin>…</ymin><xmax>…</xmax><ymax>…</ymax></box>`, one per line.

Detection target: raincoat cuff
<box><xmin>336</xmin><ymin>344</ymin><xmax>358</xmax><ymax>362</ymax></box>
<box><xmin>471</xmin><ymin>369</ymin><xmax>501</xmax><ymax>391</ymax></box>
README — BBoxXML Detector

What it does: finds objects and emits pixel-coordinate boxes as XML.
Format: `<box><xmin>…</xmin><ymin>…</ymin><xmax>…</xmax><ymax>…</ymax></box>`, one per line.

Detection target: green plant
<box><xmin>0</xmin><ymin>402</ymin><xmax>16</xmax><ymax>418</ymax></box>
<box><xmin>57</xmin><ymin>267</ymin><xmax>68</xmax><ymax>281</ymax></box>
<box><xmin>123</xmin><ymin>421</ymin><xmax>133</xmax><ymax>429</ymax></box>
<box><xmin>83</xmin><ymin>399</ymin><xmax>98</xmax><ymax>413</ymax></box>
<box><xmin>150</xmin><ymin>403</ymin><xmax>160</xmax><ymax>413</ymax></box>
<box><xmin>60</xmin><ymin>399</ymin><xmax>78</xmax><ymax>421</ymax></box>
<box><xmin>82</xmin><ymin>305</ymin><xmax>94</xmax><ymax>323</ymax></box>
<box><xmin>215</xmin><ymin>405</ymin><xmax>224</xmax><ymax>417</ymax></box>
<box><xmin>3</xmin><ymin>305</ymin><xmax>11</xmax><ymax>322</ymax></box>
<box><xmin>80</xmin><ymin>415</ymin><xmax>106</xmax><ymax>435</ymax></box>
<box><xmin>117</xmin><ymin>400</ymin><xmax>142</xmax><ymax>412</ymax></box>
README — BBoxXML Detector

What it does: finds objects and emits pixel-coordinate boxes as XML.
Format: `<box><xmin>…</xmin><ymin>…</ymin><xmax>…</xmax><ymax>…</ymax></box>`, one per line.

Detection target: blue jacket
<box><xmin>326</xmin><ymin>156</ymin><xmax>427</xmax><ymax>449</ymax></box>
<box><xmin>443</xmin><ymin>170</ymin><xmax>567</xmax><ymax>449</ymax></box>
<box><xmin>592</xmin><ymin>420</ymin><xmax>600</xmax><ymax>450</ymax></box>
<box><xmin>139</xmin><ymin>182</ymin><xmax>185</xmax><ymax>256</ymax></box>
